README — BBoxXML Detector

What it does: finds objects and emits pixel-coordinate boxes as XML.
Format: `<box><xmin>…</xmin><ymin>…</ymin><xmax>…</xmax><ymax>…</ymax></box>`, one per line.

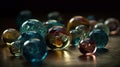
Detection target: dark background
<box><xmin>0</xmin><ymin>0</ymin><xmax>120</xmax><ymax>18</ymax></box>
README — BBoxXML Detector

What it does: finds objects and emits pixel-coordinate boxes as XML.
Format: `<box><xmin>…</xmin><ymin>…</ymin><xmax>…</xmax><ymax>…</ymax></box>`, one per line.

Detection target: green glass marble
<box><xmin>94</xmin><ymin>23</ymin><xmax>110</xmax><ymax>35</ymax></box>
<box><xmin>70</xmin><ymin>25</ymin><xmax>89</xmax><ymax>47</ymax></box>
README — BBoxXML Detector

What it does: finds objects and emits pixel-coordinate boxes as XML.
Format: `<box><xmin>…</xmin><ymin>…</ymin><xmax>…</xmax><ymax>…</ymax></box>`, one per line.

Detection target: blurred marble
<box><xmin>16</xmin><ymin>10</ymin><xmax>32</xmax><ymax>28</ymax></box>
<box><xmin>1</xmin><ymin>28</ymin><xmax>20</xmax><ymax>45</ymax></box>
<box><xmin>104</xmin><ymin>18</ymin><xmax>120</xmax><ymax>35</ymax></box>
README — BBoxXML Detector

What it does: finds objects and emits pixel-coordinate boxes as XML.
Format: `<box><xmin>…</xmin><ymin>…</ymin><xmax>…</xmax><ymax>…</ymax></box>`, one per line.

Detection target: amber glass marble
<box><xmin>67</xmin><ymin>16</ymin><xmax>89</xmax><ymax>31</ymax></box>
<box><xmin>1</xmin><ymin>28</ymin><xmax>20</xmax><ymax>45</ymax></box>
<box><xmin>46</xmin><ymin>26</ymin><xmax>71</xmax><ymax>50</ymax></box>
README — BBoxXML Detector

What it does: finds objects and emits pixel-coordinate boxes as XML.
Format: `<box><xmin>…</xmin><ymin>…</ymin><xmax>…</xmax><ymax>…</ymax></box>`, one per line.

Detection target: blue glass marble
<box><xmin>16</xmin><ymin>10</ymin><xmax>32</xmax><ymax>28</ymax></box>
<box><xmin>20</xmin><ymin>19</ymin><xmax>47</xmax><ymax>38</ymax></box>
<box><xmin>22</xmin><ymin>38</ymin><xmax>47</xmax><ymax>62</ymax></box>
<box><xmin>17</xmin><ymin>31</ymin><xmax>44</xmax><ymax>47</ymax></box>
<box><xmin>89</xmin><ymin>29</ymin><xmax>109</xmax><ymax>48</ymax></box>
<box><xmin>44</xmin><ymin>20</ymin><xmax>64</xmax><ymax>30</ymax></box>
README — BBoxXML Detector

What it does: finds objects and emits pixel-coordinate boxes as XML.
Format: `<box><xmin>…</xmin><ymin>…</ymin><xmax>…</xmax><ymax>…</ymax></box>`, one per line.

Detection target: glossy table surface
<box><xmin>0</xmin><ymin>35</ymin><xmax>120</xmax><ymax>67</ymax></box>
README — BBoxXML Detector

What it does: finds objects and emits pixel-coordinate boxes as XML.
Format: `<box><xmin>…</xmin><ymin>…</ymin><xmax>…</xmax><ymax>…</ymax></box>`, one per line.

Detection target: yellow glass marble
<box><xmin>67</xmin><ymin>16</ymin><xmax>89</xmax><ymax>31</ymax></box>
<box><xmin>1</xmin><ymin>28</ymin><xmax>20</xmax><ymax>45</ymax></box>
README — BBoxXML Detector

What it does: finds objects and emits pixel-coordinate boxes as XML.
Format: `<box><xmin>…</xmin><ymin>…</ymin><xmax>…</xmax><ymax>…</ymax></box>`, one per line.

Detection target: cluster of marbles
<box><xmin>1</xmin><ymin>11</ymin><xmax>120</xmax><ymax>61</ymax></box>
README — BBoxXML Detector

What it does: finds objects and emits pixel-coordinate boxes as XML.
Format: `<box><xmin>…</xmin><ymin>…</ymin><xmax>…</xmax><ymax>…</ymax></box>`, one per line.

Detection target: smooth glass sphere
<box><xmin>70</xmin><ymin>25</ymin><xmax>89</xmax><ymax>47</ymax></box>
<box><xmin>104</xmin><ymin>18</ymin><xmax>120</xmax><ymax>35</ymax></box>
<box><xmin>20</xmin><ymin>19</ymin><xmax>47</xmax><ymax>38</ymax></box>
<box><xmin>89</xmin><ymin>29</ymin><xmax>109</xmax><ymax>48</ymax></box>
<box><xmin>78</xmin><ymin>38</ymin><xmax>97</xmax><ymax>55</ymax></box>
<box><xmin>94</xmin><ymin>23</ymin><xmax>110</xmax><ymax>35</ymax></box>
<box><xmin>46</xmin><ymin>26</ymin><xmax>71</xmax><ymax>50</ymax></box>
<box><xmin>22</xmin><ymin>38</ymin><xmax>47</xmax><ymax>62</ymax></box>
<box><xmin>1</xmin><ymin>28</ymin><xmax>20</xmax><ymax>45</ymax></box>
<box><xmin>67</xmin><ymin>16</ymin><xmax>89</xmax><ymax>31</ymax></box>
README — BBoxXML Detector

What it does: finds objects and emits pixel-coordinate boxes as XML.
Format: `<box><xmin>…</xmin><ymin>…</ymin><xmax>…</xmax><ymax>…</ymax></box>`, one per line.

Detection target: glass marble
<box><xmin>17</xmin><ymin>31</ymin><xmax>44</xmax><ymax>47</ymax></box>
<box><xmin>16</xmin><ymin>10</ymin><xmax>32</xmax><ymax>28</ymax></box>
<box><xmin>22</xmin><ymin>38</ymin><xmax>47</xmax><ymax>62</ymax></box>
<box><xmin>46</xmin><ymin>26</ymin><xmax>71</xmax><ymax>50</ymax></box>
<box><xmin>70</xmin><ymin>25</ymin><xmax>89</xmax><ymax>47</ymax></box>
<box><xmin>94</xmin><ymin>23</ymin><xmax>110</xmax><ymax>35</ymax></box>
<box><xmin>67</xmin><ymin>16</ymin><xmax>89</xmax><ymax>31</ymax></box>
<box><xmin>104</xmin><ymin>18</ymin><xmax>120</xmax><ymax>35</ymax></box>
<box><xmin>89</xmin><ymin>29</ymin><xmax>109</xmax><ymax>48</ymax></box>
<box><xmin>47</xmin><ymin>11</ymin><xmax>63</xmax><ymax>23</ymax></box>
<box><xmin>78</xmin><ymin>38</ymin><xmax>97</xmax><ymax>55</ymax></box>
<box><xmin>1</xmin><ymin>28</ymin><xmax>20</xmax><ymax>45</ymax></box>
<box><xmin>44</xmin><ymin>20</ymin><xmax>64</xmax><ymax>30</ymax></box>
<box><xmin>9</xmin><ymin>40</ymin><xmax>22</xmax><ymax>56</ymax></box>
<box><xmin>20</xmin><ymin>19</ymin><xmax>47</xmax><ymax>38</ymax></box>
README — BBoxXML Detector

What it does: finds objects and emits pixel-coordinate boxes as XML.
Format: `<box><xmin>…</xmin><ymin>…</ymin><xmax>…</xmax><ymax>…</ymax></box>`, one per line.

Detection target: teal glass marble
<box><xmin>44</xmin><ymin>20</ymin><xmax>64</xmax><ymax>30</ymax></box>
<box><xmin>1</xmin><ymin>28</ymin><xmax>20</xmax><ymax>45</ymax></box>
<box><xmin>46</xmin><ymin>26</ymin><xmax>71</xmax><ymax>50</ymax></box>
<box><xmin>20</xmin><ymin>19</ymin><xmax>47</xmax><ymax>38</ymax></box>
<box><xmin>70</xmin><ymin>25</ymin><xmax>89</xmax><ymax>47</ymax></box>
<box><xmin>23</xmin><ymin>38</ymin><xmax>47</xmax><ymax>62</ymax></box>
<box><xmin>47</xmin><ymin>11</ymin><xmax>63</xmax><ymax>23</ymax></box>
<box><xmin>89</xmin><ymin>29</ymin><xmax>109</xmax><ymax>48</ymax></box>
<box><xmin>16</xmin><ymin>10</ymin><xmax>32</xmax><ymax>28</ymax></box>
<box><xmin>94</xmin><ymin>23</ymin><xmax>110</xmax><ymax>35</ymax></box>
<box><xmin>78</xmin><ymin>38</ymin><xmax>97</xmax><ymax>55</ymax></box>
<box><xmin>17</xmin><ymin>31</ymin><xmax>44</xmax><ymax>47</ymax></box>
<box><xmin>104</xmin><ymin>18</ymin><xmax>120</xmax><ymax>35</ymax></box>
